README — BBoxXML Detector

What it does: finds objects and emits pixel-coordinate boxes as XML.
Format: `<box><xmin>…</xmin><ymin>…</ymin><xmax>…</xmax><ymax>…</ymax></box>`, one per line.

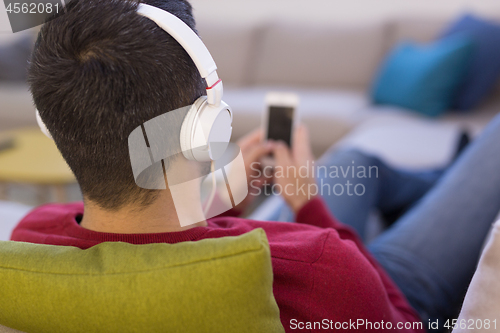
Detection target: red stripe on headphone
<box><xmin>206</xmin><ymin>79</ymin><xmax>222</xmax><ymax>90</ymax></box>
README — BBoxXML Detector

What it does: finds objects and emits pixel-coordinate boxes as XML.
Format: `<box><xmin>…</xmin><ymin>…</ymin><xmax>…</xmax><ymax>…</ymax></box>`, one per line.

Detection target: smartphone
<box><xmin>261</xmin><ymin>92</ymin><xmax>299</xmax><ymax>166</ymax></box>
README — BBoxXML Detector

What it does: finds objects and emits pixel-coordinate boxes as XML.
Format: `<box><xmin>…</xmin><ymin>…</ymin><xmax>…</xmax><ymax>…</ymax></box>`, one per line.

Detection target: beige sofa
<box><xmin>2</xmin><ymin>4</ymin><xmax>500</xmax><ymax>169</ymax></box>
<box><xmin>196</xmin><ymin>11</ymin><xmax>500</xmax><ymax>168</ymax></box>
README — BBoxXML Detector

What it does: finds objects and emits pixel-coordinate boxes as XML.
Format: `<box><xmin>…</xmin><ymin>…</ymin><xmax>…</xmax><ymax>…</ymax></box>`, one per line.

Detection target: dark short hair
<box><xmin>28</xmin><ymin>0</ymin><xmax>205</xmax><ymax>210</ymax></box>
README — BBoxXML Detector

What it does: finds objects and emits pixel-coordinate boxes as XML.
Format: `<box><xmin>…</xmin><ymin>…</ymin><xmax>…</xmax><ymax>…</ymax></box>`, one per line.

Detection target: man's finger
<box><xmin>273</xmin><ymin>141</ymin><xmax>293</xmax><ymax>169</ymax></box>
<box><xmin>237</xmin><ymin>128</ymin><xmax>263</xmax><ymax>149</ymax></box>
<box><xmin>245</xmin><ymin>141</ymin><xmax>274</xmax><ymax>165</ymax></box>
<box><xmin>293</xmin><ymin>125</ymin><xmax>314</xmax><ymax>165</ymax></box>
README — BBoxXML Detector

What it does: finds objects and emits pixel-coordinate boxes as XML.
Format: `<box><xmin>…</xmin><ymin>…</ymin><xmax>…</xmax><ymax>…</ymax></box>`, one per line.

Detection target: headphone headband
<box><xmin>137</xmin><ymin>4</ymin><xmax>223</xmax><ymax>106</ymax></box>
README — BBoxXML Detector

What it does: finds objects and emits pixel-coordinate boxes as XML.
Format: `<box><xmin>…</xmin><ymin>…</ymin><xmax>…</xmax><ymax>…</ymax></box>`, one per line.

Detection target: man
<box><xmin>13</xmin><ymin>0</ymin><xmax>500</xmax><ymax>331</ymax></box>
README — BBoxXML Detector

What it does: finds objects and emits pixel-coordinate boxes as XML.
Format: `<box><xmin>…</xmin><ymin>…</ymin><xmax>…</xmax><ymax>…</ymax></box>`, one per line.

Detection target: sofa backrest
<box><xmin>197</xmin><ymin>14</ymin><xmax>500</xmax><ymax>90</ymax></box>
<box><xmin>250</xmin><ymin>21</ymin><xmax>388</xmax><ymax>89</ymax></box>
<box><xmin>198</xmin><ymin>21</ymin><xmax>260</xmax><ymax>87</ymax></box>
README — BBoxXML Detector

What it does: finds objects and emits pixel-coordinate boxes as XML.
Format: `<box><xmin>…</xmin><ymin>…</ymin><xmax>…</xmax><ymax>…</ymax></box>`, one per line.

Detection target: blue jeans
<box><xmin>251</xmin><ymin>114</ymin><xmax>500</xmax><ymax>330</ymax></box>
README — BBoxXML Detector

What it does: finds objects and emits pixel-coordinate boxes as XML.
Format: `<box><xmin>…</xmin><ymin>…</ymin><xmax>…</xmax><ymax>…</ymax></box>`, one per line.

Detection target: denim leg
<box><xmin>368</xmin><ymin>114</ymin><xmax>500</xmax><ymax>328</ymax></box>
<box><xmin>314</xmin><ymin>149</ymin><xmax>440</xmax><ymax>240</ymax></box>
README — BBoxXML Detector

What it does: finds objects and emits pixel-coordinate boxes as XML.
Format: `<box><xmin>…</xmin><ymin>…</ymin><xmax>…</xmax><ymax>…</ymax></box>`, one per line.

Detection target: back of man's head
<box><xmin>29</xmin><ymin>0</ymin><xmax>205</xmax><ymax>210</ymax></box>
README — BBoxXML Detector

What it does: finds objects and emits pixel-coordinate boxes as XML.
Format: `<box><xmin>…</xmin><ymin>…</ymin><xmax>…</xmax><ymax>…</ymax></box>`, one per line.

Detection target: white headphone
<box><xmin>36</xmin><ymin>3</ymin><xmax>233</xmax><ymax>162</ymax></box>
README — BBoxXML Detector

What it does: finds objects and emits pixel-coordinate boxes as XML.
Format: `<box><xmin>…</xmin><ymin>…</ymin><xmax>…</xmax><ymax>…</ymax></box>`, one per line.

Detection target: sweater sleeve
<box><xmin>295</xmin><ymin>196</ymin><xmax>343</xmax><ymax>229</ymax></box>
<box><xmin>297</xmin><ymin>197</ymin><xmax>424</xmax><ymax>329</ymax></box>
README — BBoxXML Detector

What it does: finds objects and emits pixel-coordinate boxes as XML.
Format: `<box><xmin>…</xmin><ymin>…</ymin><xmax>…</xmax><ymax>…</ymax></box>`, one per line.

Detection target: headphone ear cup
<box><xmin>179</xmin><ymin>97</ymin><xmax>233</xmax><ymax>162</ymax></box>
<box><xmin>180</xmin><ymin>97</ymin><xmax>206</xmax><ymax>161</ymax></box>
<box><xmin>205</xmin><ymin>102</ymin><xmax>232</xmax><ymax>160</ymax></box>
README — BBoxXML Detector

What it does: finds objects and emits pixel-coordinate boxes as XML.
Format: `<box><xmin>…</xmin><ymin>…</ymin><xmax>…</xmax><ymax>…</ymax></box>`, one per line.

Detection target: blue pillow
<box><xmin>371</xmin><ymin>35</ymin><xmax>473</xmax><ymax>117</ymax></box>
<box><xmin>441</xmin><ymin>14</ymin><xmax>500</xmax><ymax>110</ymax></box>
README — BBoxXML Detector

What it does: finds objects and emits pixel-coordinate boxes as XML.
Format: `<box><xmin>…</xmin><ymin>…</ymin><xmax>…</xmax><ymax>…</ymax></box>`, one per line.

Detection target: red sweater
<box><xmin>11</xmin><ymin>197</ymin><xmax>423</xmax><ymax>332</ymax></box>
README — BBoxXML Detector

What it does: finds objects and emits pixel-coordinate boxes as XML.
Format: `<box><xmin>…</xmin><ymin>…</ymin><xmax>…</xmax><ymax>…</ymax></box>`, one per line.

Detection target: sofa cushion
<box><xmin>338</xmin><ymin>108</ymin><xmax>460</xmax><ymax>169</ymax></box>
<box><xmin>0</xmin><ymin>229</ymin><xmax>284</xmax><ymax>333</ymax></box>
<box><xmin>441</xmin><ymin>14</ymin><xmax>500</xmax><ymax>110</ymax></box>
<box><xmin>252</xmin><ymin>21</ymin><xmax>388</xmax><ymax>89</ymax></box>
<box><xmin>371</xmin><ymin>35</ymin><xmax>474</xmax><ymax>117</ymax></box>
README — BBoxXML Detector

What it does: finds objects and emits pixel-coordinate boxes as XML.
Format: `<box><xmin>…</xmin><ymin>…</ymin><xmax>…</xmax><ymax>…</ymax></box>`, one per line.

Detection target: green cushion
<box><xmin>0</xmin><ymin>229</ymin><xmax>284</xmax><ymax>333</ymax></box>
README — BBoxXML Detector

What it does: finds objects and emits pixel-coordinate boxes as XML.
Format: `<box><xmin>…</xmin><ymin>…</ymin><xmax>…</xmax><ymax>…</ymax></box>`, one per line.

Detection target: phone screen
<box><xmin>267</xmin><ymin>106</ymin><xmax>294</xmax><ymax>146</ymax></box>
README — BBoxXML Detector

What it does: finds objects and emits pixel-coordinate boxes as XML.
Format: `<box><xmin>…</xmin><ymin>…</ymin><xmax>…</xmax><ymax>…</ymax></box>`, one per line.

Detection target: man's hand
<box><xmin>234</xmin><ymin>129</ymin><xmax>274</xmax><ymax>212</ymax></box>
<box><xmin>272</xmin><ymin>126</ymin><xmax>316</xmax><ymax>213</ymax></box>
